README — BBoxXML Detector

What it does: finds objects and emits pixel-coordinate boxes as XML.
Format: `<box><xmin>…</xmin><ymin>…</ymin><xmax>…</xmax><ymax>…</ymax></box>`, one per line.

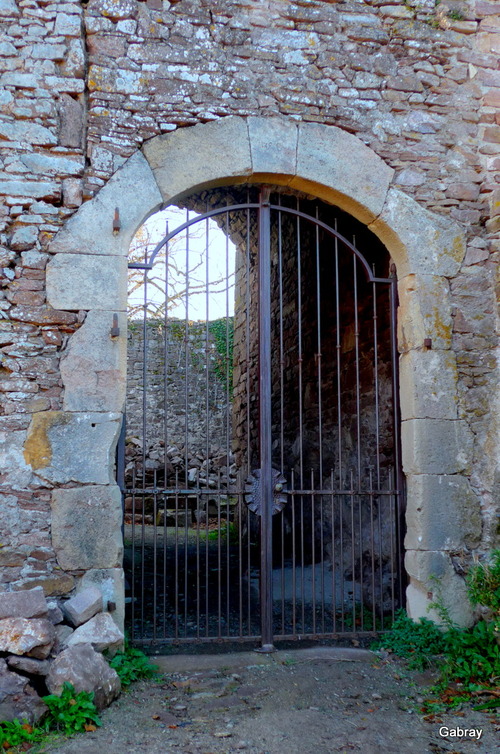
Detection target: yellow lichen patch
<box><xmin>23</xmin><ymin>411</ymin><xmax>67</xmax><ymax>469</ymax></box>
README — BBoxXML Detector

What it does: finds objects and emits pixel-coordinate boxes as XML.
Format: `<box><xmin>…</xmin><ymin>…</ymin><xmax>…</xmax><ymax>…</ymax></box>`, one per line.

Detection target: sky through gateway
<box><xmin>128</xmin><ymin>204</ymin><xmax>236</xmax><ymax>321</ymax></box>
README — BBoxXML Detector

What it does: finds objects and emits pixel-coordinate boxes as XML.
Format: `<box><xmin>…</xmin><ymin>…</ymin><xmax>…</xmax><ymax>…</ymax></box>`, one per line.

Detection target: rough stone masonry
<box><xmin>0</xmin><ymin>0</ymin><xmax>499</xmax><ymax>629</ymax></box>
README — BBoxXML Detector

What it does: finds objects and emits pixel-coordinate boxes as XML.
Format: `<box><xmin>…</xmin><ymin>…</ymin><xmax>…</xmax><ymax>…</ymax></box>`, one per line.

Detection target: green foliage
<box><xmin>0</xmin><ymin>719</ymin><xmax>44</xmax><ymax>749</ymax></box>
<box><xmin>209</xmin><ymin>317</ymin><xmax>234</xmax><ymax>396</ymax></box>
<box><xmin>41</xmin><ymin>683</ymin><xmax>101</xmax><ymax>736</ymax></box>
<box><xmin>440</xmin><ymin>619</ymin><xmax>500</xmax><ymax>686</ymax></box>
<box><xmin>448</xmin><ymin>9</ymin><xmax>464</xmax><ymax>20</ymax></box>
<box><xmin>372</xmin><ymin>609</ymin><xmax>447</xmax><ymax>669</ymax></box>
<box><xmin>466</xmin><ymin>550</ymin><xmax>500</xmax><ymax>614</ymax></box>
<box><xmin>374</xmin><ymin>555</ymin><xmax>500</xmax><ymax>710</ymax></box>
<box><xmin>108</xmin><ymin>645</ymin><xmax>159</xmax><ymax>688</ymax></box>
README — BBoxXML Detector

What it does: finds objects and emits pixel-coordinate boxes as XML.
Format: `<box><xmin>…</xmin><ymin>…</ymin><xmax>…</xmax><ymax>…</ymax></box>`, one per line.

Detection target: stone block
<box><xmin>46</xmin><ymin>644</ymin><xmax>121</xmax><ymax>711</ymax></box>
<box><xmin>402</xmin><ymin>419</ymin><xmax>472</xmax><ymax>475</ymax></box>
<box><xmin>0</xmin><ymin>587</ymin><xmax>48</xmax><ymax>620</ymax></box>
<box><xmin>248</xmin><ymin>116</ymin><xmax>298</xmax><ymax>179</ymax></box>
<box><xmin>399</xmin><ymin>350</ymin><xmax>458</xmax><ymax>420</ymax></box>
<box><xmin>0</xmin><ymin>433</ymin><xmax>33</xmax><ymax>489</ymax></box>
<box><xmin>0</xmin><ymin>121</ymin><xmax>57</xmax><ymax>145</ymax></box>
<box><xmin>79</xmin><ymin>568</ymin><xmax>125</xmax><ymax>632</ymax></box>
<box><xmin>292</xmin><ymin>122</ymin><xmax>394</xmax><ymax>225</ymax></box>
<box><xmin>405</xmin><ymin>474</ymin><xmax>481</xmax><ymax>551</ymax></box>
<box><xmin>63</xmin><ymin>586</ymin><xmax>103</xmax><ymax>628</ymax></box>
<box><xmin>0</xmin><ymin>618</ymin><xmax>55</xmax><ymax>658</ymax></box>
<box><xmin>7</xmin><ymin>656</ymin><xmax>50</xmax><ymax>676</ymax></box>
<box><xmin>47</xmin><ymin>603</ymin><xmax>64</xmax><ymax>624</ymax></box>
<box><xmin>49</xmin><ymin>152</ymin><xmax>162</xmax><ymax>257</ymax></box>
<box><xmin>60</xmin><ymin>311</ymin><xmax>127</xmax><ymax>412</ymax></box>
<box><xmin>62</xmin><ymin>178</ymin><xmax>83</xmax><ymax>208</ymax></box>
<box><xmin>15</xmin><ymin>574</ymin><xmax>75</xmax><ymax>597</ymax></box>
<box><xmin>66</xmin><ymin>612</ymin><xmax>124</xmax><ymax>654</ymax></box>
<box><xmin>143</xmin><ymin>117</ymin><xmax>252</xmax><ymax>203</ymax></box>
<box><xmin>51</xmin><ymin>485</ymin><xmax>123</xmax><ymax>570</ymax></box>
<box><xmin>46</xmin><ymin>254</ymin><xmax>127</xmax><ymax>311</ymax></box>
<box><xmin>24</xmin><ymin>411</ymin><xmax>122</xmax><ymax>485</ymax></box>
<box><xmin>0</xmin><ymin>0</ymin><xmax>19</xmax><ymax>16</ymax></box>
<box><xmin>397</xmin><ymin>274</ymin><xmax>452</xmax><ymax>351</ymax></box>
<box><xmin>370</xmin><ymin>189</ymin><xmax>466</xmax><ymax>279</ymax></box>
<box><xmin>53</xmin><ymin>624</ymin><xmax>74</xmax><ymax>654</ymax></box>
<box><xmin>10</xmin><ymin>225</ymin><xmax>38</xmax><ymax>251</ymax></box>
<box><xmin>405</xmin><ymin>550</ymin><xmax>474</xmax><ymax>627</ymax></box>
<box><xmin>58</xmin><ymin>93</ymin><xmax>84</xmax><ymax>149</ymax></box>
<box><xmin>0</xmin><ymin>659</ymin><xmax>47</xmax><ymax>724</ymax></box>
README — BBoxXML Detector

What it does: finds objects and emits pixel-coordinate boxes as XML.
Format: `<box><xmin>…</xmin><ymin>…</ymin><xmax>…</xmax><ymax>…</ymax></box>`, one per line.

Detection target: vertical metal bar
<box><xmin>353</xmin><ymin>248</ymin><xmax>362</xmax><ymax>486</ymax></box>
<box><xmin>334</xmin><ymin>225</ymin><xmax>342</xmax><ymax>487</ymax></box>
<box><xmin>140</xmin><ymin>266</ymin><xmax>148</xmax><ymax>640</ymax></box>
<box><xmin>174</xmin><ymin>469</ymin><xmax>179</xmax><ymax>639</ymax></box>
<box><xmin>389</xmin><ymin>466</ymin><xmax>396</xmax><ymax>626</ymax></box>
<box><xmin>184</xmin><ymin>209</ymin><xmax>190</xmax><ymax>490</ymax></box>
<box><xmin>350</xmin><ymin>469</ymin><xmax>356</xmax><ymax>631</ymax></box>
<box><xmin>152</xmin><ymin>468</ymin><xmax>158</xmax><ymax>643</ymax></box>
<box><xmin>225</xmin><ymin>210</ymin><xmax>231</xmax><ymax>635</ymax></box>
<box><xmin>204</xmin><ymin>214</ymin><xmax>210</xmax><ymax>637</ymax></box>
<box><xmin>368</xmin><ymin>468</ymin><xmax>376</xmax><ymax>631</ymax></box>
<box><xmin>245</xmin><ymin>206</ymin><xmax>252</xmax><ymax>636</ymax></box>
<box><xmin>258</xmin><ymin>186</ymin><xmax>274</xmax><ymax>652</ymax></box>
<box><xmin>162</xmin><ymin>227</ymin><xmax>170</xmax><ymax>640</ymax></box>
<box><xmin>183</xmin><ymin>493</ymin><xmax>188</xmax><ymax>638</ymax></box>
<box><xmin>330</xmin><ymin>469</ymin><xmax>336</xmax><ymax>634</ymax></box>
<box><xmin>311</xmin><ymin>469</ymin><xmax>316</xmax><ymax>635</ymax></box>
<box><xmin>291</xmin><ymin>468</ymin><xmax>296</xmax><ymax>636</ymax></box>
<box><xmin>278</xmin><ymin>202</ymin><xmax>285</xmax><ymax>474</ymax></box>
<box><xmin>315</xmin><ymin>207</ymin><xmax>323</xmax><ymax>484</ymax></box>
<box><xmin>372</xmin><ymin>279</ymin><xmax>381</xmax><ymax>490</ymax></box>
<box><xmin>131</xmin><ymin>468</ymin><xmax>136</xmax><ymax>642</ymax></box>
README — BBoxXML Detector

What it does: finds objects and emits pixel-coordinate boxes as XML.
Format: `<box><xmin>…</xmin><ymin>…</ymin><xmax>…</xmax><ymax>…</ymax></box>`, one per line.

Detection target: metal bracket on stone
<box><xmin>245</xmin><ymin>468</ymin><xmax>288</xmax><ymax>516</ymax></box>
<box><xmin>110</xmin><ymin>313</ymin><xmax>120</xmax><ymax>338</ymax></box>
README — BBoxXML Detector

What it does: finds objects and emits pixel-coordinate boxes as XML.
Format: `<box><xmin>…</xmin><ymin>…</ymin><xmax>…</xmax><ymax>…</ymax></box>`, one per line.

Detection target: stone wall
<box><xmin>0</xmin><ymin>0</ymin><xmax>498</xmax><ymax>627</ymax></box>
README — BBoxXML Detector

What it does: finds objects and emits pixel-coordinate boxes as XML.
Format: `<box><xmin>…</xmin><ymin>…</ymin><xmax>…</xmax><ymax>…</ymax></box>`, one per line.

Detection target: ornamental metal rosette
<box><xmin>245</xmin><ymin>468</ymin><xmax>288</xmax><ymax>516</ymax></box>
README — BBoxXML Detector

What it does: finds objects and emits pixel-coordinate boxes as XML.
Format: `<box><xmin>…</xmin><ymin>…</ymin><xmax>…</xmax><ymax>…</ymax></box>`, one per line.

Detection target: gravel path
<box><xmin>36</xmin><ymin>648</ymin><xmax>499</xmax><ymax>754</ymax></box>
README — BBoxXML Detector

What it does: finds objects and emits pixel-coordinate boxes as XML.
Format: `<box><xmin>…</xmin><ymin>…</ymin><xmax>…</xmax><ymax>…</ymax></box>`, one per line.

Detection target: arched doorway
<box><xmin>121</xmin><ymin>184</ymin><xmax>404</xmax><ymax>649</ymax></box>
<box><xmin>46</xmin><ymin>116</ymin><xmax>470</xmax><ymax>636</ymax></box>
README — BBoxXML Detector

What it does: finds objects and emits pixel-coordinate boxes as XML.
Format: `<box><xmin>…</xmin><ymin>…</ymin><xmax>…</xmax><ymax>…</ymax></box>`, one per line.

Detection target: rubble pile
<box><xmin>0</xmin><ymin>586</ymin><xmax>123</xmax><ymax>723</ymax></box>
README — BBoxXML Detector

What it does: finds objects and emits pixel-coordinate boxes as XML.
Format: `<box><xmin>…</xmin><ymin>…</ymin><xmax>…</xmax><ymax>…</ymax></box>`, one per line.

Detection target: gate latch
<box><xmin>245</xmin><ymin>468</ymin><xmax>288</xmax><ymax>516</ymax></box>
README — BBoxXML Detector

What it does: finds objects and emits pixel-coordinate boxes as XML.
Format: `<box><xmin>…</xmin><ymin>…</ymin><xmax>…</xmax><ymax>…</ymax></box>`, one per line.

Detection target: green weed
<box><xmin>41</xmin><ymin>683</ymin><xmax>101</xmax><ymax>735</ymax></box>
<box><xmin>108</xmin><ymin>644</ymin><xmax>159</xmax><ymax>688</ymax></box>
<box><xmin>0</xmin><ymin>719</ymin><xmax>44</xmax><ymax>750</ymax></box>
<box><xmin>373</xmin><ymin>554</ymin><xmax>500</xmax><ymax>710</ymax></box>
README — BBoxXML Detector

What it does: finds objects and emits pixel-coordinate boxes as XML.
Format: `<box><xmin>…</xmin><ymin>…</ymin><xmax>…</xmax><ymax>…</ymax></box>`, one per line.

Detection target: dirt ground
<box><xmin>36</xmin><ymin>647</ymin><xmax>499</xmax><ymax>754</ymax></box>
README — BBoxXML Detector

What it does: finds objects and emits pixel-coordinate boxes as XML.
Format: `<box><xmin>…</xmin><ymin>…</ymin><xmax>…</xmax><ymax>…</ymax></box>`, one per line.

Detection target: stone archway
<box><xmin>44</xmin><ymin>116</ymin><xmax>479</xmax><ymax>629</ymax></box>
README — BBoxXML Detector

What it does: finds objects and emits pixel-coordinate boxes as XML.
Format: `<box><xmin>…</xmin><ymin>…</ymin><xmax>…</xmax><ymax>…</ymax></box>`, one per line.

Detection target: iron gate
<box><xmin>119</xmin><ymin>186</ymin><xmax>405</xmax><ymax>649</ymax></box>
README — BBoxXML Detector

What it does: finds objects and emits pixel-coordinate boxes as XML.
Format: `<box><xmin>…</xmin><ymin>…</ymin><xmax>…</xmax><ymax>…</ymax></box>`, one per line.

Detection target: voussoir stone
<box><xmin>0</xmin><ymin>658</ymin><xmax>47</xmax><ymax>723</ymax></box>
<box><xmin>292</xmin><ymin>121</ymin><xmax>394</xmax><ymax>225</ymax></box>
<box><xmin>48</xmin><ymin>151</ymin><xmax>162</xmax><ymax>257</ymax></box>
<box><xmin>370</xmin><ymin>188</ymin><xmax>466</xmax><ymax>278</ymax></box>
<box><xmin>66</xmin><ymin>612</ymin><xmax>124</xmax><ymax>654</ymax></box>
<box><xmin>143</xmin><ymin>116</ymin><xmax>252</xmax><ymax>203</ymax></box>
<box><xmin>0</xmin><ymin>617</ymin><xmax>55</xmax><ymax>658</ymax></box>
<box><xmin>0</xmin><ymin>587</ymin><xmax>48</xmax><ymax>620</ymax></box>
<box><xmin>63</xmin><ymin>585</ymin><xmax>103</xmax><ymax>628</ymax></box>
<box><xmin>46</xmin><ymin>644</ymin><xmax>121</xmax><ymax>711</ymax></box>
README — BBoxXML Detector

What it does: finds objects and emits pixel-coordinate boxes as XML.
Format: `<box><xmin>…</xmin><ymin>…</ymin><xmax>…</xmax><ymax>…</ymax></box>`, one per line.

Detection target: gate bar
<box><xmin>258</xmin><ymin>186</ymin><xmax>274</xmax><ymax>652</ymax></box>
